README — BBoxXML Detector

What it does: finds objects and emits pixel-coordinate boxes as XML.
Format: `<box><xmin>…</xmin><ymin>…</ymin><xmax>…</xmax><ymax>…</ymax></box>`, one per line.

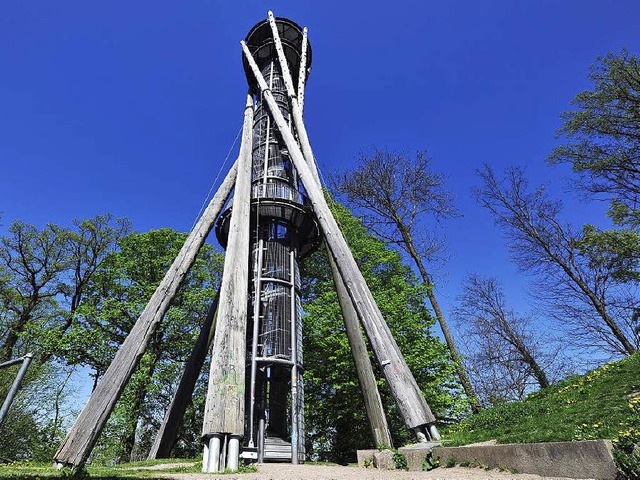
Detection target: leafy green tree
<box><xmin>0</xmin><ymin>214</ymin><xmax>130</xmax><ymax>363</ymax></box>
<box><xmin>550</xmin><ymin>49</ymin><xmax>640</xmax><ymax>284</ymax></box>
<box><xmin>301</xmin><ymin>200</ymin><xmax>461</xmax><ymax>463</ymax></box>
<box><xmin>69</xmin><ymin>229</ymin><xmax>222</xmax><ymax>462</ymax></box>
<box><xmin>0</xmin><ymin>214</ymin><xmax>128</xmax><ymax>462</ymax></box>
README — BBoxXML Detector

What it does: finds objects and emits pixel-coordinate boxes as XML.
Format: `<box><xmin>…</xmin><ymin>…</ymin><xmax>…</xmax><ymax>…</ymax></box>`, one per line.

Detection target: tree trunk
<box><xmin>396</xmin><ymin>220</ymin><xmax>482</xmax><ymax>413</ymax></box>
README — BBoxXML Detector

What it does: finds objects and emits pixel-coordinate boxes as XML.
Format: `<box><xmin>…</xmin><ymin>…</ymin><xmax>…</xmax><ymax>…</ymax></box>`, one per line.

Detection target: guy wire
<box><xmin>191</xmin><ymin>125</ymin><xmax>243</xmax><ymax>230</ymax></box>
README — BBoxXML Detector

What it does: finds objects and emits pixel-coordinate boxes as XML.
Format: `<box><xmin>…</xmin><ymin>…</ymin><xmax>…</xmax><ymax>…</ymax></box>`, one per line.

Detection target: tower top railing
<box><xmin>242</xmin><ymin>16</ymin><xmax>312</xmax><ymax>90</ymax></box>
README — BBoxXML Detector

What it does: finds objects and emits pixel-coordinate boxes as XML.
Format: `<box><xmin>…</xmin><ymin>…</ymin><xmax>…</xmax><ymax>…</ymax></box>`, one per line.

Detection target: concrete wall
<box><xmin>433</xmin><ymin>440</ymin><xmax>616</xmax><ymax>479</ymax></box>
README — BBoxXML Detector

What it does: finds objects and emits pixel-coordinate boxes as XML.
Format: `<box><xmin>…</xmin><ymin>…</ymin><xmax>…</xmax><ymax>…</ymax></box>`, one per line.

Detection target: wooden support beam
<box><xmin>242</xmin><ymin>42</ymin><xmax>436</xmax><ymax>431</ymax></box>
<box><xmin>297</xmin><ymin>27</ymin><xmax>309</xmax><ymax>114</ymax></box>
<box><xmin>148</xmin><ymin>292</ymin><xmax>220</xmax><ymax>459</ymax></box>
<box><xmin>330</xmin><ymin>255</ymin><xmax>393</xmax><ymax>448</ymax></box>
<box><xmin>264</xmin><ymin>18</ymin><xmax>320</xmax><ymax>184</ymax></box>
<box><xmin>201</xmin><ymin>94</ymin><xmax>254</xmax><ymax>450</ymax></box>
<box><xmin>54</xmin><ymin>150</ymin><xmax>240</xmax><ymax>470</ymax></box>
<box><xmin>268</xmin><ymin>11</ymin><xmax>296</xmax><ymax>100</ymax></box>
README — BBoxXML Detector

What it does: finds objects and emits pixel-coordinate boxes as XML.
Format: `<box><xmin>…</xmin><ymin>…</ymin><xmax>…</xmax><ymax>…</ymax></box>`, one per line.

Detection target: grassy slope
<box><xmin>0</xmin><ymin>459</ymin><xmax>202</xmax><ymax>480</ymax></box>
<box><xmin>444</xmin><ymin>352</ymin><xmax>640</xmax><ymax>446</ymax></box>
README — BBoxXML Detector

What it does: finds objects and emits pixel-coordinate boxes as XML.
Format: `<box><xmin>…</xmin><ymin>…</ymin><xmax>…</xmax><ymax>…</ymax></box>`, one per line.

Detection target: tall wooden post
<box><xmin>201</xmin><ymin>93</ymin><xmax>254</xmax><ymax>473</ymax></box>
<box><xmin>330</xmin><ymin>257</ymin><xmax>393</xmax><ymax>448</ymax></box>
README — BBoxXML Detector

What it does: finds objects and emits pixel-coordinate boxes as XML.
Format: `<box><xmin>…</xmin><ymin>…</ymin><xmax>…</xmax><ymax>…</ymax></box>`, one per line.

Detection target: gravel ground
<box><xmin>156</xmin><ymin>463</ymin><xmax>593</xmax><ymax>480</ymax></box>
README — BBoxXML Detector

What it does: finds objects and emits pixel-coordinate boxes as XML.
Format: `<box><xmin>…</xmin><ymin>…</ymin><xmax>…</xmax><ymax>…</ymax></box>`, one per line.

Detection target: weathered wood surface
<box><xmin>297</xmin><ymin>27</ymin><xmax>309</xmax><ymax>113</ymax></box>
<box><xmin>242</xmin><ymin>42</ymin><xmax>435</xmax><ymax>429</ymax></box>
<box><xmin>54</xmin><ymin>148</ymin><xmax>240</xmax><ymax>470</ymax></box>
<box><xmin>262</xmin><ymin>21</ymin><xmax>319</xmax><ymax>184</ymax></box>
<box><xmin>202</xmin><ymin>93</ymin><xmax>254</xmax><ymax>437</ymax></box>
<box><xmin>330</xmin><ymin>255</ymin><xmax>393</xmax><ymax>448</ymax></box>
<box><xmin>148</xmin><ymin>293</ymin><xmax>219</xmax><ymax>459</ymax></box>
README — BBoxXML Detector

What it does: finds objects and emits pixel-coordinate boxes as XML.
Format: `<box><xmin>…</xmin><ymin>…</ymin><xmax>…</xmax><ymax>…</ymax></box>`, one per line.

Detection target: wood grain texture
<box><xmin>201</xmin><ymin>93</ymin><xmax>254</xmax><ymax>437</ymax></box>
<box><xmin>330</xmin><ymin>254</ymin><xmax>393</xmax><ymax>448</ymax></box>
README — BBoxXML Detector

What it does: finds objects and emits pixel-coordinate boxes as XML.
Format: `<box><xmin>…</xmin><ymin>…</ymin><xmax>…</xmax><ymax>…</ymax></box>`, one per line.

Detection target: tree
<box><xmin>0</xmin><ymin>214</ymin><xmax>130</xmax><ymax>363</ymax></box>
<box><xmin>333</xmin><ymin>149</ymin><xmax>481</xmax><ymax>413</ymax></box>
<box><xmin>0</xmin><ymin>222</ymin><xmax>69</xmax><ymax>362</ymax></box>
<box><xmin>550</xmin><ymin>49</ymin><xmax>640</xmax><ymax>226</ymax></box>
<box><xmin>0</xmin><ymin>214</ymin><xmax>129</xmax><ymax>461</ymax></box>
<box><xmin>476</xmin><ymin>165</ymin><xmax>638</xmax><ymax>356</ymax></box>
<box><xmin>550</xmin><ymin>49</ymin><xmax>640</xmax><ymax>291</ymax></box>
<box><xmin>454</xmin><ymin>274</ymin><xmax>568</xmax><ymax>405</ymax></box>
<box><xmin>301</xmin><ymin>200</ymin><xmax>461</xmax><ymax>463</ymax></box>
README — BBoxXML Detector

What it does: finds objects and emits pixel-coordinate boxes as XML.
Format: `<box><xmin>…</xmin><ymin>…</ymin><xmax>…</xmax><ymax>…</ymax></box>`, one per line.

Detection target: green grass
<box><xmin>443</xmin><ymin>352</ymin><xmax>640</xmax><ymax>446</ymax></box>
<box><xmin>0</xmin><ymin>458</ymin><xmax>255</xmax><ymax>479</ymax></box>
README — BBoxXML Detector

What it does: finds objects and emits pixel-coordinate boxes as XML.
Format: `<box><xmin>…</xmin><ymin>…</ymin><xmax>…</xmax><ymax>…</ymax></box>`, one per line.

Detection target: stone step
<box><xmin>264</xmin><ymin>436</ymin><xmax>292</xmax><ymax>462</ymax></box>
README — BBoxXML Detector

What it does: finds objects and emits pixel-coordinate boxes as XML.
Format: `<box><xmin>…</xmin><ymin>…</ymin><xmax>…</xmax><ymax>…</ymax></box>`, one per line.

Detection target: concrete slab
<box><xmin>433</xmin><ymin>439</ymin><xmax>616</xmax><ymax>479</ymax></box>
<box><xmin>398</xmin><ymin>442</ymin><xmax>441</xmax><ymax>471</ymax></box>
<box><xmin>373</xmin><ymin>449</ymin><xmax>396</xmax><ymax>470</ymax></box>
<box><xmin>356</xmin><ymin>449</ymin><xmax>376</xmax><ymax>468</ymax></box>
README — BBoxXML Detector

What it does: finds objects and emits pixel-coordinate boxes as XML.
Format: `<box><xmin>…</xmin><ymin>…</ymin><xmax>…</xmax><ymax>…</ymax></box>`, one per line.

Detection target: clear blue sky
<box><xmin>2</xmin><ymin>1</ymin><xmax>640</xmax><ymax>339</ymax></box>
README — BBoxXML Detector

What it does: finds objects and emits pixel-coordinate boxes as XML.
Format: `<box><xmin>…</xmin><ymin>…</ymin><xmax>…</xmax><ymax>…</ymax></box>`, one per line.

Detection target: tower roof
<box><xmin>242</xmin><ymin>16</ymin><xmax>312</xmax><ymax>90</ymax></box>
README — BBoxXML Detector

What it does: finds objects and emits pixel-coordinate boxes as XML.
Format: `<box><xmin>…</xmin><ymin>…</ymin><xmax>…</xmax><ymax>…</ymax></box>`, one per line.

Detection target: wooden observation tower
<box><xmin>53</xmin><ymin>11</ymin><xmax>440</xmax><ymax>473</ymax></box>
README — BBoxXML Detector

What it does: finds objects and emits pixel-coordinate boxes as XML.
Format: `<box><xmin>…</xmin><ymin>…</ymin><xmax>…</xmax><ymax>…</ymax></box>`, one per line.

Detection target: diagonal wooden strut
<box><xmin>330</xmin><ymin>256</ymin><xmax>393</xmax><ymax>448</ymax></box>
<box><xmin>266</xmin><ymin>11</ymin><xmax>320</xmax><ymax>184</ymax></box>
<box><xmin>264</xmin><ymin>18</ymin><xmax>404</xmax><ymax>445</ymax></box>
<box><xmin>242</xmin><ymin>40</ymin><xmax>436</xmax><ymax>433</ymax></box>
<box><xmin>54</xmin><ymin>150</ymin><xmax>240</xmax><ymax>469</ymax></box>
<box><xmin>297</xmin><ymin>27</ymin><xmax>309</xmax><ymax>114</ymax></box>
<box><xmin>148</xmin><ymin>292</ymin><xmax>220</xmax><ymax>459</ymax></box>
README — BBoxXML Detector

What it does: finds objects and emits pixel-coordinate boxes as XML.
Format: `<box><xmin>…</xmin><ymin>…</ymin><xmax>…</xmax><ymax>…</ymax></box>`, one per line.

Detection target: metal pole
<box><xmin>289</xmin><ymin>250</ymin><xmax>299</xmax><ymax>464</ymax></box>
<box><xmin>0</xmin><ymin>353</ymin><xmax>34</xmax><ymax>428</ymax></box>
<box><xmin>0</xmin><ymin>357</ymin><xmax>26</xmax><ymax>370</ymax></box>
<box><xmin>205</xmin><ymin>434</ymin><xmax>221</xmax><ymax>473</ymax></box>
<box><xmin>228</xmin><ymin>435</ymin><xmax>241</xmax><ymax>471</ymax></box>
<box><xmin>248</xmin><ymin>239</ymin><xmax>264</xmax><ymax>447</ymax></box>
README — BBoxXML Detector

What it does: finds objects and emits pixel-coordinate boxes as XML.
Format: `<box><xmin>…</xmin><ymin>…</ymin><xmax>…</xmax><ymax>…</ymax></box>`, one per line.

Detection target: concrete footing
<box><xmin>433</xmin><ymin>439</ymin><xmax>616</xmax><ymax>479</ymax></box>
<box><xmin>399</xmin><ymin>443</ymin><xmax>441</xmax><ymax>471</ymax></box>
<box><xmin>357</xmin><ymin>443</ymin><xmax>440</xmax><ymax>471</ymax></box>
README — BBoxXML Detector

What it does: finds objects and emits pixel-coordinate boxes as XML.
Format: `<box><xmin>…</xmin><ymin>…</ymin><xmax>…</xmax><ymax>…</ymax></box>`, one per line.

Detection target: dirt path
<box><xmin>156</xmin><ymin>463</ymin><xmax>592</xmax><ymax>480</ymax></box>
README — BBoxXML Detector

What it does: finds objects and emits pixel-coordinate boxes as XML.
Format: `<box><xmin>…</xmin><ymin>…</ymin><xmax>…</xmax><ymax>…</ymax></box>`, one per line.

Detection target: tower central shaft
<box><xmin>206</xmin><ymin>16</ymin><xmax>318</xmax><ymax>468</ymax></box>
